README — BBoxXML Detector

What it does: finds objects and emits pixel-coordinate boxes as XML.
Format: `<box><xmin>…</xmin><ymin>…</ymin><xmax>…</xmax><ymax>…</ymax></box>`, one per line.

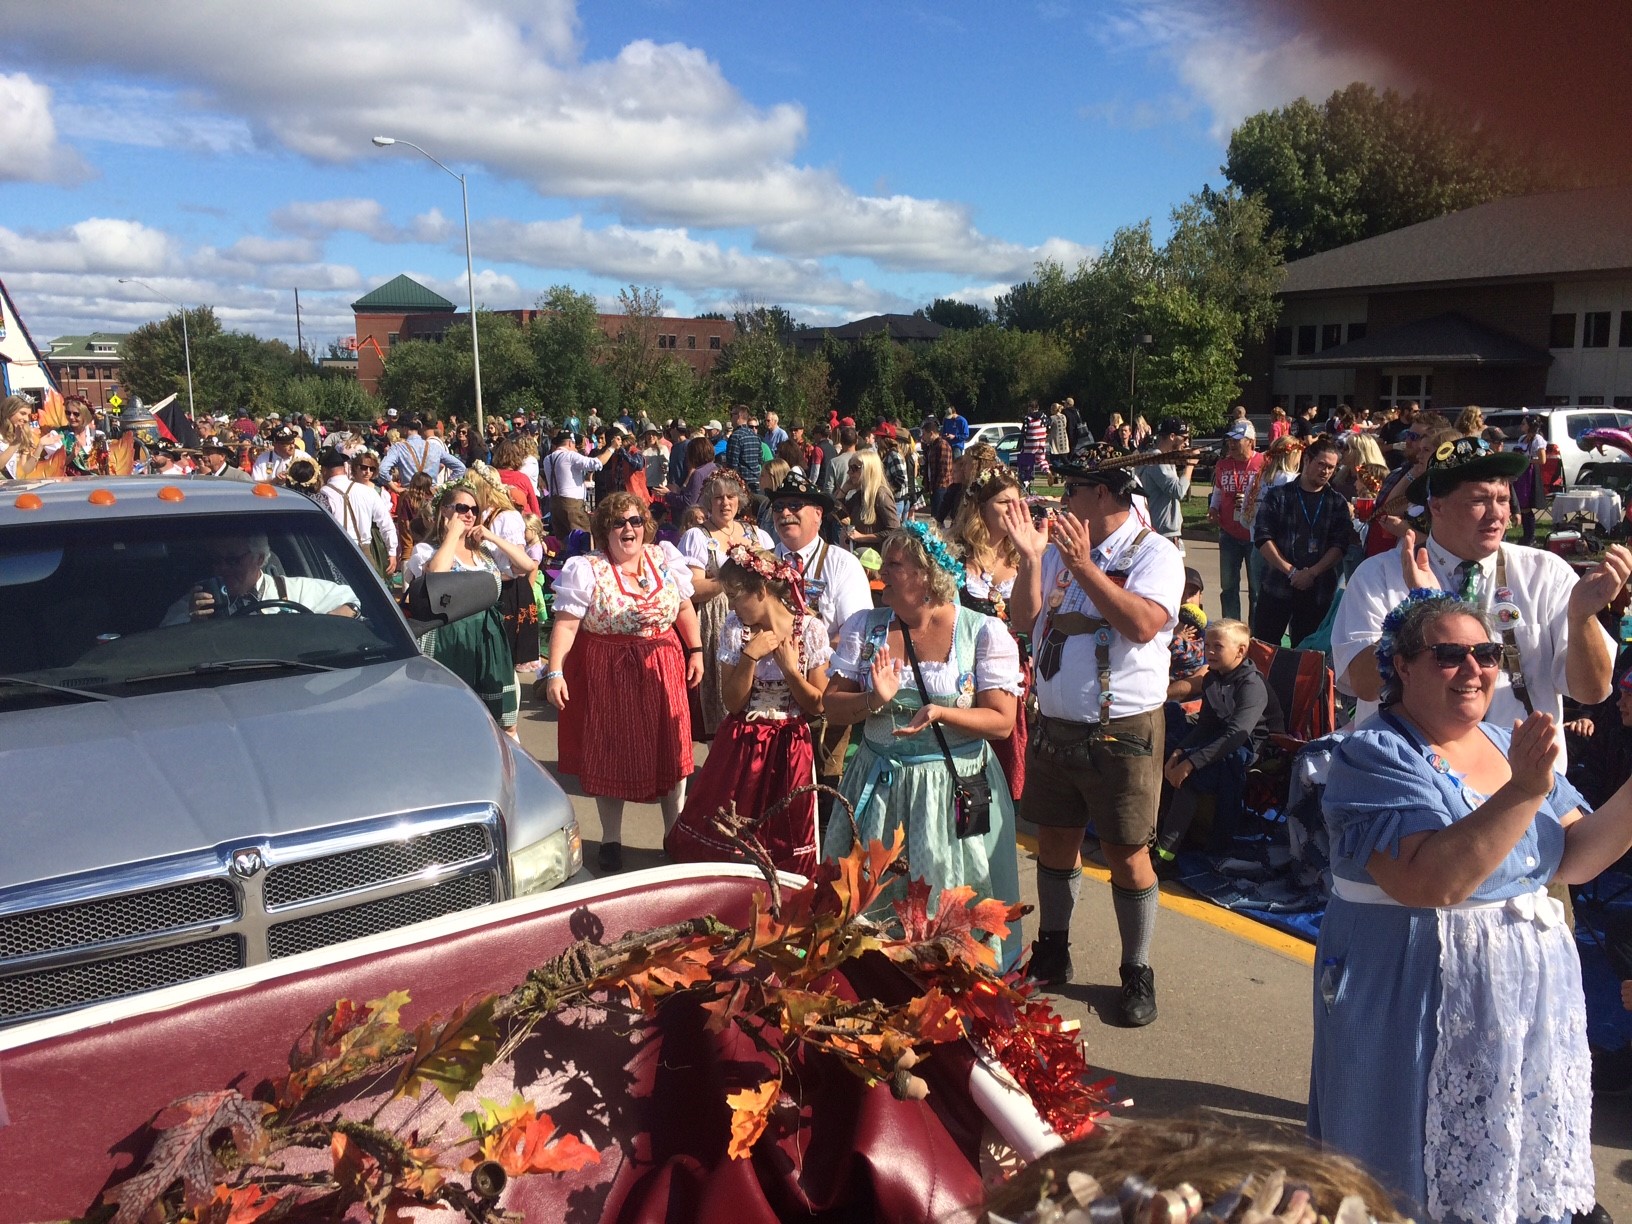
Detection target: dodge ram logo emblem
<box><xmin>229</xmin><ymin>848</ymin><xmax>265</xmax><ymax>878</ymax></box>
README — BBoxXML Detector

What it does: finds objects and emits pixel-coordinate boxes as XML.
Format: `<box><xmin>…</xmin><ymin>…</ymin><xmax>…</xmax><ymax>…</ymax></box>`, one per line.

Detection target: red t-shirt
<box><xmin>1213</xmin><ymin>453</ymin><xmax>1265</xmax><ymax>542</ymax></box>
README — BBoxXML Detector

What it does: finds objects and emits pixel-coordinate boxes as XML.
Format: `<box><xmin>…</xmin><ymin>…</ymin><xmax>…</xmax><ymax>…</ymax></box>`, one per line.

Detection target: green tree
<box><xmin>121</xmin><ymin>306</ymin><xmax>224</xmax><ymax>407</ymax></box>
<box><xmin>922</xmin><ymin>298</ymin><xmax>992</xmax><ymax>330</ymax></box>
<box><xmin>1225</xmin><ymin>83</ymin><xmax>1547</xmax><ymax>260</ymax></box>
<box><xmin>376</xmin><ymin>337</ymin><xmax>460</xmax><ymax>419</ymax></box>
<box><xmin>714</xmin><ymin>305</ymin><xmax>805</xmax><ymax>419</ymax></box>
<box><xmin>994</xmin><ymin>263</ymin><xmax>1069</xmax><ymax>333</ymax></box>
<box><xmin>604</xmin><ymin>284</ymin><xmax>668</xmax><ymax>417</ymax></box>
<box><xmin>529</xmin><ymin>286</ymin><xmax>613</xmax><ymax>422</ymax></box>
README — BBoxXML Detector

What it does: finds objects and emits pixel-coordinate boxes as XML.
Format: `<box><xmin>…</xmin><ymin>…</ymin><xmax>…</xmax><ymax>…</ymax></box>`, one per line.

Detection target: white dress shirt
<box><xmin>541</xmin><ymin>448</ymin><xmax>602</xmax><ymax>500</ymax></box>
<box><xmin>251</xmin><ymin>449</ymin><xmax>297</xmax><ymax>482</ymax></box>
<box><xmin>1333</xmin><ymin>536</ymin><xmax>1610</xmax><ymax>751</ymax></box>
<box><xmin>1029</xmin><ymin>517</ymin><xmax>1184</xmax><ymax>722</ymax></box>
<box><xmin>318</xmin><ymin>476</ymin><xmax>399</xmax><ymax>555</ymax></box>
<box><xmin>162</xmin><ymin>573</ymin><xmax>357</xmax><ymax>626</ymax></box>
<box><xmin>774</xmin><ymin>535</ymin><xmax>872</xmax><ymax>643</ymax></box>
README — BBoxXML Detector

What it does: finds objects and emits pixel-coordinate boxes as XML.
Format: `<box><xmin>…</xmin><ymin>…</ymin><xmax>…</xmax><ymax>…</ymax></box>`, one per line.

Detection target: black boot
<box><xmin>1026</xmin><ymin>930</ymin><xmax>1073</xmax><ymax>987</ymax></box>
<box><xmin>1118</xmin><ymin>963</ymin><xmax>1157</xmax><ymax>1026</ymax></box>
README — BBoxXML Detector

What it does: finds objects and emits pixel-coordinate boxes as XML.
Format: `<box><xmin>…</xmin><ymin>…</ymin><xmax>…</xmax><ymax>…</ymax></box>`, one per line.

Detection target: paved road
<box><xmin>516</xmin><ymin>529</ymin><xmax>1632</xmax><ymax>1214</ymax></box>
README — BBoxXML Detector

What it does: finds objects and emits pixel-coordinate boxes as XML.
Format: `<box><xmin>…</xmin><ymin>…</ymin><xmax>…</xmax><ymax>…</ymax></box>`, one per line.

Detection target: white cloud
<box><xmin>5</xmin><ymin>2</ymin><xmax>1083</xmax><ymax>276</ymax></box>
<box><xmin>1093</xmin><ymin>1</ymin><xmax>1396</xmax><ymax>141</ymax></box>
<box><xmin>0</xmin><ymin>218</ymin><xmax>172</xmax><ymax>275</ymax></box>
<box><xmin>0</xmin><ymin>72</ymin><xmax>90</xmax><ymax>184</ymax></box>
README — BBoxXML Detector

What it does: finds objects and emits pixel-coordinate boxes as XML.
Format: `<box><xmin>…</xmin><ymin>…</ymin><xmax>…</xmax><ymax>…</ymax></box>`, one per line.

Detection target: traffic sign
<box><xmin>108</xmin><ymin>393</ymin><xmax>123</xmax><ymax>408</ymax></box>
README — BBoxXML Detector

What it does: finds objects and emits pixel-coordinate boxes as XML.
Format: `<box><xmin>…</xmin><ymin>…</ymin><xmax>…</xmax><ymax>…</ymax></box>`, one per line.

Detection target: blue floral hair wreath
<box><xmin>904</xmin><ymin>518</ymin><xmax>967</xmax><ymax>590</ymax></box>
<box><xmin>1376</xmin><ymin>587</ymin><xmax>1465</xmax><ymax>701</ymax></box>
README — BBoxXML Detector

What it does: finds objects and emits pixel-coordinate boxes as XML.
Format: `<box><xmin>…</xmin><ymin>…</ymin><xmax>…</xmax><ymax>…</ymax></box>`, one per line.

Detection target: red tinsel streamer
<box><xmin>958</xmin><ymin>974</ymin><xmax>1115</xmax><ymax>1141</ymax></box>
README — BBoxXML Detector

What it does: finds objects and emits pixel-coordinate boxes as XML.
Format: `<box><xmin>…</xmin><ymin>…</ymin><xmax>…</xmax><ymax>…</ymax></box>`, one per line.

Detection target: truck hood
<box><xmin>1</xmin><ymin>658</ymin><xmax>512</xmax><ymax>891</ymax></box>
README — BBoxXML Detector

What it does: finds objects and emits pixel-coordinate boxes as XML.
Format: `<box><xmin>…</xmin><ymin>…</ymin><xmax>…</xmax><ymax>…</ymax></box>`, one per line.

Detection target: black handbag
<box><xmin>897</xmin><ymin>619</ymin><xmax>992</xmax><ymax>840</ymax></box>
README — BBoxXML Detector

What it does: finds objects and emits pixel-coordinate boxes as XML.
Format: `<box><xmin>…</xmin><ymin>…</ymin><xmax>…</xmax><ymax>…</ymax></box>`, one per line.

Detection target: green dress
<box><xmin>408</xmin><ymin>545</ymin><xmax>519</xmax><ymax>728</ymax></box>
<box><xmin>821</xmin><ymin>605</ymin><xmax>1023</xmax><ymax>970</ymax></box>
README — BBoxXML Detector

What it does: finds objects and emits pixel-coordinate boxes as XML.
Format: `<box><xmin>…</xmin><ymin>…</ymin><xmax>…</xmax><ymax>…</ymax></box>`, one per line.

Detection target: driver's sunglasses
<box><xmin>445</xmin><ymin>502</ymin><xmax>479</xmax><ymax>517</ymax></box>
<box><xmin>1414</xmin><ymin>642</ymin><xmax>1503</xmax><ymax>670</ymax></box>
<box><xmin>608</xmin><ymin>514</ymin><xmax>645</xmax><ymax>530</ymax></box>
<box><xmin>210</xmin><ymin>549</ymin><xmax>254</xmax><ymax>566</ymax></box>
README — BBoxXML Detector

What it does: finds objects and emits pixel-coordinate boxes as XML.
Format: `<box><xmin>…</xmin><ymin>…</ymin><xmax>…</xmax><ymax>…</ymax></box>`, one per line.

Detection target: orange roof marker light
<box><xmin>252</xmin><ymin>482</ymin><xmax>278</xmax><ymax>498</ymax></box>
<box><xmin>157</xmin><ymin>485</ymin><xmax>185</xmax><ymax>503</ymax></box>
<box><xmin>13</xmin><ymin>493</ymin><xmax>43</xmax><ymax>511</ymax></box>
<box><xmin>88</xmin><ymin>488</ymin><xmax>117</xmax><ymax>507</ymax></box>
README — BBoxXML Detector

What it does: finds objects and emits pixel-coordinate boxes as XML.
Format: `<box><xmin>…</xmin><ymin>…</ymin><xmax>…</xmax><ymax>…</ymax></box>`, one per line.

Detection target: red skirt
<box><xmin>559</xmin><ymin>629</ymin><xmax>694</xmax><ymax>802</ymax></box>
<box><xmin>992</xmin><ymin>659</ymin><xmax>1031</xmax><ymax>801</ymax></box>
<box><xmin>665</xmin><ymin>714</ymin><xmax>816</xmax><ymax>877</ymax></box>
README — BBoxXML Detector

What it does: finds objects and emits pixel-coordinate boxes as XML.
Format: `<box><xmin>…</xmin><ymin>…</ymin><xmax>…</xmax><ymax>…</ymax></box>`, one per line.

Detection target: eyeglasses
<box><xmin>354</xmin><ymin>463</ymin><xmax>378</xmax><ymax>472</ymax></box>
<box><xmin>1414</xmin><ymin>642</ymin><xmax>1503</xmax><ymax>669</ymax></box>
<box><xmin>1063</xmin><ymin>482</ymin><xmax>1095</xmax><ymax>497</ymax></box>
<box><xmin>608</xmin><ymin>514</ymin><xmax>645</xmax><ymax>530</ymax></box>
<box><xmin>445</xmin><ymin>502</ymin><xmax>478</xmax><ymax>517</ymax></box>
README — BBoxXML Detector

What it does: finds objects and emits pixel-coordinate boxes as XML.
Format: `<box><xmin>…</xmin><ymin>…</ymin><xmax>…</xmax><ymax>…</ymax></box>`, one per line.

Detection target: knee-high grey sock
<box><xmin>1036</xmin><ymin>863</ymin><xmax>1081</xmax><ymax>933</ymax></box>
<box><xmin>1112</xmin><ymin>881</ymin><xmax>1158</xmax><ymax>968</ymax></box>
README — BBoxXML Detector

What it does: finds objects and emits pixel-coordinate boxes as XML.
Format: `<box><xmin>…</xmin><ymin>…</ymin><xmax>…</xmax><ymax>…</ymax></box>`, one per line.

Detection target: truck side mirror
<box><xmin>402</xmin><ymin>570</ymin><xmax>500</xmax><ymax>637</ymax></box>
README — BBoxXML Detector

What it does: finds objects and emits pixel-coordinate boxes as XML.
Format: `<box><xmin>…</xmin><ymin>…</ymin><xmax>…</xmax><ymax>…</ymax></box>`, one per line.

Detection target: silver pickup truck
<box><xmin>0</xmin><ymin>476</ymin><xmax>581</xmax><ymax>1027</ymax></box>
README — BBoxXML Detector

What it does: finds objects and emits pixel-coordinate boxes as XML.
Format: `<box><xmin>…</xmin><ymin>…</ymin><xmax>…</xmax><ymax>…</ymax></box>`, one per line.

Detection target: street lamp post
<box><xmin>371</xmin><ymin>136</ymin><xmax>485</xmax><ymax>435</ymax></box>
<box><xmin>1129</xmin><ymin>332</ymin><xmax>1153</xmax><ymax>414</ymax></box>
<box><xmin>118</xmin><ymin>277</ymin><xmax>194</xmax><ymax>423</ymax></box>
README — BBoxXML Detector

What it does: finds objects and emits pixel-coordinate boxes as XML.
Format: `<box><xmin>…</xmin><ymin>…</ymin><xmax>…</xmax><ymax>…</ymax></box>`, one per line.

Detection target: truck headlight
<box><xmin>510</xmin><ymin>822</ymin><xmax>583</xmax><ymax>895</ymax></box>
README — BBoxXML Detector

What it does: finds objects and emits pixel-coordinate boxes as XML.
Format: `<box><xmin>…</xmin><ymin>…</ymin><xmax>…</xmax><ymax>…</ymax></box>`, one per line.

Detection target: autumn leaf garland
<box><xmin>89</xmin><ymin>829</ymin><xmax>1111</xmax><ymax>1222</ymax></box>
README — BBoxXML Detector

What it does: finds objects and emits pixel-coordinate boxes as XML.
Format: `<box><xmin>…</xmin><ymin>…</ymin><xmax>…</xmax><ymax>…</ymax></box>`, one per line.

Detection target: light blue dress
<box><xmin>821</xmin><ymin>605</ymin><xmax>1024</xmax><ymax>970</ymax></box>
<box><xmin>1311</xmin><ymin>714</ymin><xmax>1595</xmax><ymax>1224</ymax></box>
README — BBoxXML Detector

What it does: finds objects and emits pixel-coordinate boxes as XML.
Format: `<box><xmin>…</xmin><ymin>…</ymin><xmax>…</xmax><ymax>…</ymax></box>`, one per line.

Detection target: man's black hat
<box><xmin>1406</xmin><ymin>435</ymin><xmax>1530</xmax><ymax>503</ymax></box>
<box><xmin>766</xmin><ymin>468</ymin><xmax>835</xmax><ymax>513</ymax></box>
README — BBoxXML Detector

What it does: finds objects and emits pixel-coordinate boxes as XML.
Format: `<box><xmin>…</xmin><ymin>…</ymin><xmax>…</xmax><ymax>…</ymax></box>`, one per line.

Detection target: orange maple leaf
<box><xmin>198</xmin><ymin>1183</ymin><xmax>282</xmax><ymax>1224</ymax></box>
<box><xmin>620</xmin><ymin>941</ymin><xmax>718</xmax><ymax>1012</ymax></box>
<box><xmin>724</xmin><ymin>1079</ymin><xmax>780</xmax><ymax>1160</ymax></box>
<box><xmin>482</xmin><ymin>1106</ymin><xmax>601</xmax><ymax>1177</ymax></box>
<box><xmin>829</xmin><ymin>828</ymin><xmax>904</xmax><ymax>921</ymax></box>
<box><xmin>890</xmin><ymin>879</ymin><xmax>1011</xmax><ymax>969</ymax></box>
<box><xmin>904</xmin><ymin>986</ymin><xmax>964</xmax><ymax>1044</ymax></box>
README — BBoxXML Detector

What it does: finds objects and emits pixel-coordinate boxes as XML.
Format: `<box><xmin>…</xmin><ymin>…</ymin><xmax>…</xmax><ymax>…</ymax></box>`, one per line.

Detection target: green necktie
<box><xmin>1455</xmin><ymin>560</ymin><xmax>1480</xmax><ymax>602</ymax></box>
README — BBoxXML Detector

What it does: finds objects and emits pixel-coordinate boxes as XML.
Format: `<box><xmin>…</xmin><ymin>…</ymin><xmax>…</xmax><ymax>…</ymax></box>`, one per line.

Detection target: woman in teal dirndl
<box><xmin>821</xmin><ymin>521</ymin><xmax>1024</xmax><ymax>969</ymax></box>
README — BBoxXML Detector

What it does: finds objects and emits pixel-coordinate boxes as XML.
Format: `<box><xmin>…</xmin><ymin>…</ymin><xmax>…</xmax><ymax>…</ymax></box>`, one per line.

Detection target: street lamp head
<box><xmin>117</xmin><ymin>278</ymin><xmax>133</xmax><ymax>284</ymax></box>
<box><xmin>371</xmin><ymin>136</ymin><xmax>396</xmax><ymax>147</ymax></box>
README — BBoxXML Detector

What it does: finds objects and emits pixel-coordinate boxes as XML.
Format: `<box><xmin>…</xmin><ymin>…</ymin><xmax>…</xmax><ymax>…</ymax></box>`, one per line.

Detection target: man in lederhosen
<box><xmin>1003</xmin><ymin>443</ymin><xmax>1184</xmax><ymax>1025</ymax></box>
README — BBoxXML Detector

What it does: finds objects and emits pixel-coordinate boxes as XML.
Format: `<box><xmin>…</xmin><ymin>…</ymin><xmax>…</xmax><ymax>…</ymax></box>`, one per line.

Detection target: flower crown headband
<box><xmin>903</xmin><ymin>519</ymin><xmax>966</xmax><ymax>589</ymax></box>
<box><xmin>1375</xmin><ymin>588</ymin><xmax>1464</xmax><ymax>701</ymax></box>
<box><xmin>724</xmin><ymin>543</ymin><xmax>808</xmax><ymax>615</ymax></box>
<box><xmin>432</xmin><ymin>479</ymin><xmax>482</xmax><ymax>513</ymax></box>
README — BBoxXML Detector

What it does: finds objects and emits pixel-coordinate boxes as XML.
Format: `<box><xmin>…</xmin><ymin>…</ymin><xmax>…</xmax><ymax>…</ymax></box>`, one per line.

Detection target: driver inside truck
<box><xmin>161</xmin><ymin>533</ymin><xmax>359</xmax><ymax>625</ymax></box>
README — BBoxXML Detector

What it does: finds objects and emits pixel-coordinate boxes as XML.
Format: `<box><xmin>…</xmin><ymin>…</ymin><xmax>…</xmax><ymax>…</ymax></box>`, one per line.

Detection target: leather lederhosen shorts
<box><xmin>1020</xmin><ymin>708</ymin><xmax>1164</xmax><ymax>847</ymax></box>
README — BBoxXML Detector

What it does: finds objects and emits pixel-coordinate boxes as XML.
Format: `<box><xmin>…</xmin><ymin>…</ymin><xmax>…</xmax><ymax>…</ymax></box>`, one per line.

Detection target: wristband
<box><xmin>544</xmin><ymin>670</ymin><xmax>565</xmax><ymax>681</ymax></box>
<box><xmin>685</xmin><ymin>645</ymin><xmax>704</xmax><ymax>655</ymax></box>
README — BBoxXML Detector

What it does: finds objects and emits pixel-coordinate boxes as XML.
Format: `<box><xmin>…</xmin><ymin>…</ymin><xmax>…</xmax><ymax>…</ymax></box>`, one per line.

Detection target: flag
<box><xmin>155</xmin><ymin>397</ymin><xmax>199</xmax><ymax>448</ymax></box>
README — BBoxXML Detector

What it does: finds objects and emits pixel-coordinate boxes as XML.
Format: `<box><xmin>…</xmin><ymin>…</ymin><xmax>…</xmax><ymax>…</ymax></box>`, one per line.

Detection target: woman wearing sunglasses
<box><xmin>404</xmin><ymin>481</ymin><xmax>536</xmax><ymax>737</ymax></box>
<box><xmin>547</xmin><ymin>491</ymin><xmax>705</xmax><ymax>872</ymax></box>
<box><xmin>1311</xmin><ymin>591</ymin><xmax>1632</xmax><ymax>1224</ymax></box>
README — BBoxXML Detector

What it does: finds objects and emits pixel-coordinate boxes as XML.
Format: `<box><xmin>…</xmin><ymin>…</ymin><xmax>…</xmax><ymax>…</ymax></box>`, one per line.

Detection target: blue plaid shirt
<box><xmin>1251</xmin><ymin>481</ymin><xmax>1354</xmax><ymax>593</ymax></box>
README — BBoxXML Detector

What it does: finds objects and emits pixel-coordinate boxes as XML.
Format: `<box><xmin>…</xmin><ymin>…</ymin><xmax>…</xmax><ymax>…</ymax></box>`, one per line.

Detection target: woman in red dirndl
<box><xmin>951</xmin><ymin>465</ymin><xmax>1031</xmax><ymax>800</ymax></box>
<box><xmin>545</xmin><ymin>492</ymin><xmax>705</xmax><ymax>872</ymax></box>
<box><xmin>666</xmin><ymin>545</ymin><xmax>830</xmax><ymax>877</ymax></box>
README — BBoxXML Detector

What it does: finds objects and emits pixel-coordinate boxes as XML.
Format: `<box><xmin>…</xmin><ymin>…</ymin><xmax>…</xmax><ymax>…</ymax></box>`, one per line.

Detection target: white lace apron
<box><xmin>1331</xmin><ymin>877</ymin><xmax>1594</xmax><ymax>1224</ymax></box>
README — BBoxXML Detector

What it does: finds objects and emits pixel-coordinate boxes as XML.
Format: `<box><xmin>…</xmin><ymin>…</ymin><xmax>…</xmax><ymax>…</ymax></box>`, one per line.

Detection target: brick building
<box><xmin>350</xmin><ymin>275</ymin><xmax>736</xmax><ymax>394</ymax></box>
<box><xmin>1245</xmin><ymin>185</ymin><xmax>1632</xmax><ymax>416</ymax></box>
<box><xmin>45</xmin><ymin>333</ymin><xmax>129</xmax><ymax>407</ymax></box>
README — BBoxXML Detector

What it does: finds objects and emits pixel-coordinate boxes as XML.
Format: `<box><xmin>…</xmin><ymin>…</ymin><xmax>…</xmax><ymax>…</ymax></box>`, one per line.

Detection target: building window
<box><xmin>668</xmin><ymin>334</ymin><xmax>678</xmax><ymax>348</ymax></box>
<box><xmin>1615</xmin><ymin>396</ymin><xmax>1632</xmax><ymax>408</ymax></box>
<box><xmin>1321</xmin><ymin>323</ymin><xmax>1343</xmax><ymax>350</ymax></box>
<box><xmin>1620</xmin><ymin>312</ymin><xmax>1632</xmax><ymax>347</ymax></box>
<box><xmin>1293</xmin><ymin>393</ymin><xmax>1314</xmax><ymax>412</ymax></box>
<box><xmin>687</xmin><ymin>334</ymin><xmax>696</xmax><ymax>349</ymax></box>
<box><xmin>386</xmin><ymin>332</ymin><xmax>399</xmax><ymax>348</ymax></box>
<box><xmin>1347</xmin><ymin>321</ymin><xmax>1367</xmax><ymax>343</ymax></box>
<box><xmin>1583</xmin><ymin>311</ymin><xmax>1612</xmax><ymax>347</ymax></box>
<box><xmin>655</xmin><ymin>334</ymin><xmax>667</xmax><ymax>349</ymax></box>
<box><xmin>1577</xmin><ymin>395</ymin><xmax>1606</xmax><ymax>405</ymax></box>
<box><xmin>1273</xmin><ymin>326</ymin><xmax>1293</xmax><ymax>356</ymax></box>
<box><xmin>709</xmin><ymin>336</ymin><xmax>722</xmax><ymax>350</ymax></box>
<box><xmin>1296</xmin><ymin>325</ymin><xmax>1317</xmax><ymax>355</ymax></box>
<box><xmin>1549</xmin><ymin>313</ymin><xmax>1576</xmax><ymax>348</ymax></box>
<box><xmin>1318</xmin><ymin>393</ymin><xmax>1338</xmax><ymax>411</ymax></box>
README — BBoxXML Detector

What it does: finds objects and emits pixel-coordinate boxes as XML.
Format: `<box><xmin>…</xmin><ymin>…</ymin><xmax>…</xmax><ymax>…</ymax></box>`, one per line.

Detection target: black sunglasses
<box><xmin>1063</xmin><ymin>482</ymin><xmax>1095</xmax><ymax>497</ymax></box>
<box><xmin>1414</xmin><ymin>642</ymin><xmax>1502</xmax><ymax>669</ymax></box>
<box><xmin>608</xmin><ymin>514</ymin><xmax>645</xmax><ymax>530</ymax></box>
<box><xmin>354</xmin><ymin>463</ymin><xmax>378</xmax><ymax>472</ymax></box>
<box><xmin>445</xmin><ymin>502</ymin><xmax>478</xmax><ymax>516</ymax></box>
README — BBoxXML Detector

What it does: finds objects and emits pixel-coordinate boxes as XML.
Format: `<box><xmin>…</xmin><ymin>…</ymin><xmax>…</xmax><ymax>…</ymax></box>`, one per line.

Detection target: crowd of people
<box><xmin>12</xmin><ymin>384</ymin><xmax>1632</xmax><ymax>1224</ymax></box>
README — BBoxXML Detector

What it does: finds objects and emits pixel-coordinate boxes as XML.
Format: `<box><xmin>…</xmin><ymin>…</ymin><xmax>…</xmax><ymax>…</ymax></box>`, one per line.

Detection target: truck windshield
<box><xmin>0</xmin><ymin>511</ymin><xmax>416</xmax><ymax>704</ymax></box>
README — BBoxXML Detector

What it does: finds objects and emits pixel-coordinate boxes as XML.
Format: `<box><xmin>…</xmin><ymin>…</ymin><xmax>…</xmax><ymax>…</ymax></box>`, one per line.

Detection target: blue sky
<box><xmin>0</xmin><ymin>1</ymin><xmax>1385</xmax><ymax>350</ymax></box>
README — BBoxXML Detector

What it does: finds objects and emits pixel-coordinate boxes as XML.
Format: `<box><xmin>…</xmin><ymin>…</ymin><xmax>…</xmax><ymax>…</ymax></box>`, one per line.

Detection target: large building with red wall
<box><xmin>350</xmin><ymin>275</ymin><xmax>735</xmax><ymax>394</ymax></box>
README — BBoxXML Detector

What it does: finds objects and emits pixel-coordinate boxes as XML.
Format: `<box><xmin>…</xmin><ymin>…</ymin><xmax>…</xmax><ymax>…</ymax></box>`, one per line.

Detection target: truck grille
<box><xmin>0</xmin><ymin>810</ymin><xmax>504</xmax><ymax>1028</ymax></box>
<box><xmin>0</xmin><ymin>936</ymin><xmax>241</xmax><ymax>1022</ymax></box>
<box><xmin>0</xmin><ymin>880</ymin><xmax>238</xmax><ymax>959</ymax></box>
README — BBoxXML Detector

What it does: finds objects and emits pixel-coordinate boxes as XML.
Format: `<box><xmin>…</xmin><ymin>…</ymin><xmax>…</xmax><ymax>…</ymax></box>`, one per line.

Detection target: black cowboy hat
<box><xmin>766</xmin><ymin>468</ymin><xmax>835</xmax><ymax>513</ymax></box>
<box><xmin>1051</xmin><ymin>441</ymin><xmax>1154</xmax><ymax>497</ymax></box>
<box><xmin>1406</xmin><ymin>435</ymin><xmax>1530</xmax><ymax>503</ymax></box>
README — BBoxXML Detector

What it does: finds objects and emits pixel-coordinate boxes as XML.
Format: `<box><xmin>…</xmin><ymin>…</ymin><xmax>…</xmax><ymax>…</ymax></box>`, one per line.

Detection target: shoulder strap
<box><xmin>1494</xmin><ymin>547</ymin><xmax>1535</xmax><ymax>715</ymax></box>
<box><xmin>898</xmin><ymin>618</ymin><xmax>964</xmax><ymax>786</ymax></box>
<box><xmin>410</xmin><ymin>438</ymin><xmax>431</xmax><ymax>474</ymax></box>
